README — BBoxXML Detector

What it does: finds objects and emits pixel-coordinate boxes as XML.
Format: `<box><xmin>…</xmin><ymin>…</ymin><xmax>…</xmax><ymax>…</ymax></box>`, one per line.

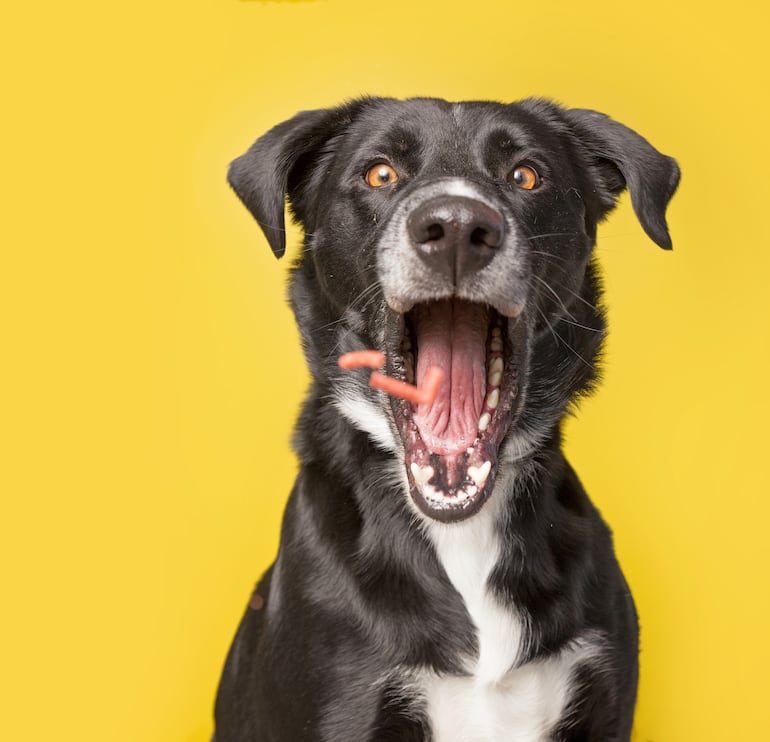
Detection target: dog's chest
<box><xmin>420</xmin><ymin>509</ymin><xmax>587</xmax><ymax>742</ymax></box>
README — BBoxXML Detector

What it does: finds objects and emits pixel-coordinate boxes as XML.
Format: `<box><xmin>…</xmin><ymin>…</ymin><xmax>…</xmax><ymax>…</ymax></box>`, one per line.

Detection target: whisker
<box><xmin>318</xmin><ymin>280</ymin><xmax>383</xmax><ymax>332</ymax></box>
<box><xmin>350</xmin><ymin>280</ymin><xmax>381</xmax><ymax>308</ymax></box>
<box><xmin>547</xmin><ymin>278</ymin><xmax>601</xmax><ymax>314</ymax></box>
<box><xmin>526</xmin><ymin>232</ymin><xmax>581</xmax><ymax>241</ymax></box>
<box><xmin>535</xmin><ymin>304</ymin><xmax>558</xmax><ymax>343</ymax></box>
<box><xmin>534</xmin><ymin>304</ymin><xmax>594</xmax><ymax>370</ymax></box>
<box><xmin>531</xmin><ymin>275</ymin><xmax>579</xmax><ymax>323</ymax></box>
<box><xmin>529</xmin><ymin>249</ymin><xmax>571</xmax><ymax>264</ymax></box>
<box><xmin>559</xmin><ymin>318</ymin><xmax>604</xmax><ymax>334</ymax></box>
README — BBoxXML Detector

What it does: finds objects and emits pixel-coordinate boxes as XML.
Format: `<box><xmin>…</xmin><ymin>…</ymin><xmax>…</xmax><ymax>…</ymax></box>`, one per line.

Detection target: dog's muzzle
<box><xmin>374</xmin><ymin>182</ymin><xmax>529</xmax><ymax>522</ymax></box>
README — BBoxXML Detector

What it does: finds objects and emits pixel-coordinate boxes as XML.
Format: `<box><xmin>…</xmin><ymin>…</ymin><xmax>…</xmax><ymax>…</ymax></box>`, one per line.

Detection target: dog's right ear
<box><xmin>228</xmin><ymin>103</ymin><xmax>364</xmax><ymax>258</ymax></box>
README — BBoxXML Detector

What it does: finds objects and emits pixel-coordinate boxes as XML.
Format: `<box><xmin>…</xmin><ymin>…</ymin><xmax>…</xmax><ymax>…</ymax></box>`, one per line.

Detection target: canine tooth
<box><xmin>490</xmin><ymin>337</ymin><xmax>503</xmax><ymax>353</ymax></box>
<box><xmin>468</xmin><ymin>461</ymin><xmax>491</xmax><ymax>488</ymax></box>
<box><xmin>478</xmin><ymin>412</ymin><xmax>491</xmax><ymax>432</ymax></box>
<box><xmin>386</xmin><ymin>297</ymin><xmax>414</xmax><ymax>314</ymax></box>
<box><xmin>485</xmin><ymin>388</ymin><xmax>500</xmax><ymax>410</ymax></box>
<box><xmin>410</xmin><ymin>462</ymin><xmax>434</xmax><ymax>485</ymax></box>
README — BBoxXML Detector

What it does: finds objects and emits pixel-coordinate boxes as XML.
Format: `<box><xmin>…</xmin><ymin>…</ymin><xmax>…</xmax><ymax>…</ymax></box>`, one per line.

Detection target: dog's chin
<box><xmin>385</xmin><ymin>298</ymin><xmax>526</xmax><ymax>523</ymax></box>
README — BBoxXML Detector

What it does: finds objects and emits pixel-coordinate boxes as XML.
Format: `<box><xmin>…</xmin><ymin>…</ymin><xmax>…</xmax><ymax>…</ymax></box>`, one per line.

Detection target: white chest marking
<box><xmin>422</xmin><ymin>495</ymin><xmax>605</xmax><ymax>742</ymax></box>
<box><xmin>426</xmin><ymin>497</ymin><xmax>525</xmax><ymax>684</ymax></box>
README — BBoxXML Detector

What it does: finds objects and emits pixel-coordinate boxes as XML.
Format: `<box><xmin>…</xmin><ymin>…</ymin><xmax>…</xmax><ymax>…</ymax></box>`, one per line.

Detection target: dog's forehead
<box><xmin>342</xmin><ymin>98</ymin><xmax>561</xmax><ymax>162</ymax></box>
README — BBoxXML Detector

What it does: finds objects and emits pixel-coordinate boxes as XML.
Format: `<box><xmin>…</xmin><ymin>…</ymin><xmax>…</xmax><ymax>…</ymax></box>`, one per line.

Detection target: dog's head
<box><xmin>229</xmin><ymin>97</ymin><xmax>679</xmax><ymax>523</ymax></box>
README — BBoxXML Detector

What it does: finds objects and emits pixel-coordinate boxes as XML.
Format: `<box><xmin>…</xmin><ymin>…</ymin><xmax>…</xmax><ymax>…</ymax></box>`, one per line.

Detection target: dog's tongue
<box><xmin>414</xmin><ymin>300</ymin><xmax>488</xmax><ymax>455</ymax></box>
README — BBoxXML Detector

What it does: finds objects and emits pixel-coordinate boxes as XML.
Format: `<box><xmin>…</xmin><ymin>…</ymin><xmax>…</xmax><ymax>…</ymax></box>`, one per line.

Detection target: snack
<box><xmin>369</xmin><ymin>366</ymin><xmax>443</xmax><ymax>406</ymax></box>
<box><xmin>337</xmin><ymin>350</ymin><xmax>386</xmax><ymax>370</ymax></box>
<box><xmin>338</xmin><ymin>351</ymin><xmax>443</xmax><ymax>406</ymax></box>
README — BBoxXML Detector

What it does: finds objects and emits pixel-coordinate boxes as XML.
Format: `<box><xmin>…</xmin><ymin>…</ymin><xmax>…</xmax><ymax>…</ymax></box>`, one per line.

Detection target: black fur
<box><xmin>214</xmin><ymin>97</ymin><xmax>679</xmax><ymax>741</ymax></box>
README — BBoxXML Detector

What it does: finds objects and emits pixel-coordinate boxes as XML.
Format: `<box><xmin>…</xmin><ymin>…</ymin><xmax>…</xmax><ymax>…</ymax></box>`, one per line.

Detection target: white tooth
<box><xmin>410</xmin><ymin>463</ymin><xmax>434</xmax><ymax>485</ymax></box>
<box><xmin>487</xmin><ymin>357</ymin><xmax>503</xmax><ymax>387</ymax></box>
<box><xmin>485</xmin><ymin>388</ymin><xmax>500</xmax><ymax>410</ymax></box>
<box><xmin>468</xmin><ymin>460</ymin><xmax>492</xmax><ymax>488</ymax></box>
<box><xmin>478</xmin><ymin>412</ymin><xmax>491</xmax><ymax>432</ymax></box>
<box><xmin>490</xmin><ymin>337</ymin><xmax>503</xmax><ymax>352</ymax></box>
<box><xmin>491</xmin><ymin>326</ymin><xmax>502</xmax><ymax>338</ymax></box>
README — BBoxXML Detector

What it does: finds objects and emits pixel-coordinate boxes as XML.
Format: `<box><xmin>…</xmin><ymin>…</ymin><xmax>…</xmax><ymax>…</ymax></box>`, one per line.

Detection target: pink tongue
<box><xmin>413</xmin><ymin>300</ymin><xmax>488</xmax><ymax>455</ymax></box>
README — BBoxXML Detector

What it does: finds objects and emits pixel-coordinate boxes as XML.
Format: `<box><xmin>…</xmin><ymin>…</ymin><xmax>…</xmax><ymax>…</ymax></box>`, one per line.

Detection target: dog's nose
<box><xmin>407</xmin><ymin>196</ymin><xmax>505</xmax><ymax>283</ymax></box>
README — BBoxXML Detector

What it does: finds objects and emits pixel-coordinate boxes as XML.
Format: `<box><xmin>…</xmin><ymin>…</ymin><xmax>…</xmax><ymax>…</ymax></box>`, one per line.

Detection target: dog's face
<box><xmin>229</xmin><ymin>97</ymin><xmax>679</xmax><ymax>523</ymax></box>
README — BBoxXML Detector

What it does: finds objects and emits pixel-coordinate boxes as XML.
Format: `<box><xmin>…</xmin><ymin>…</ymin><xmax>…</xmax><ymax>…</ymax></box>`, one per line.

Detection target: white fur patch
<box><xmin>425</xmin><ymin>491</ymin><xmax>525</xmax><ymax>684</ymax></box>
<box><xmin>332</xmin><ymin>383</ymin><xmax>398</xmax><ymax>453</ymax></box>
<box><xmin>420</xmin><ymin>635</ymin><xmax>604</xmax><ymax>742</ymax></box>
<box><xmin>417</xmin><ymin>177</ymin><xmax>498</xmax><ymax>205</ymax></box>
<box><xmin>421</xmin><ymin>479</ymin><xmax>606</xmax><ymax>741</ymax></box>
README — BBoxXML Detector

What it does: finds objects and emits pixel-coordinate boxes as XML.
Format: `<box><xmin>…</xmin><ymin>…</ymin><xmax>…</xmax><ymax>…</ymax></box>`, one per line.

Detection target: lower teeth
<box><xmin>478</xmin><ymin>412</ymin><xmax>491</xmax><ymax>432</ymax></box>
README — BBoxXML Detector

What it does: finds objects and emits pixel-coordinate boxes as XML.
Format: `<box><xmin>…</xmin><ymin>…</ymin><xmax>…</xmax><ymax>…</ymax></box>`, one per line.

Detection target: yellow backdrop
<box><xmin>3</xmin><ymin>1</ymin><xmax>769</xmax><ymax>740</ymax></box>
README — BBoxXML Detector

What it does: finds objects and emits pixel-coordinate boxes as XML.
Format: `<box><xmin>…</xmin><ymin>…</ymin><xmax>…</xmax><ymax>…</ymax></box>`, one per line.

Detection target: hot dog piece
<box><xmin>337</xmin><ymin>350</ymin><xmax>386</xmax><ymax>370</ymax></box>
<box><xmin>338</xmin><ymin>351</ymin><xmax>444</xmax><ymax>406</ymax></box>
<box><xmin>369</xmin><ymin>366</ymin><xmax>444</xmax><ymax>406</ymax></box>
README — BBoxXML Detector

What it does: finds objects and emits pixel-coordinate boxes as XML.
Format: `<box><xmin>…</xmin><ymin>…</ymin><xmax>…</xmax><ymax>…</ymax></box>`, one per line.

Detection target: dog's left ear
<box><xmin>228</xmin><ymin>101</ymin><xmax>367</xmax><ymax>258</ymax></box>
<box><xmin>564</xmin><ymin>108</ymin><xmax>681</xmax><ymax>250</ymax></box>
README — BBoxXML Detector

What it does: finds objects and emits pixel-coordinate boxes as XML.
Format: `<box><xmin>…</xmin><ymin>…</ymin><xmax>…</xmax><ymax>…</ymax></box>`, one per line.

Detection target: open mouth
<box><xmin>386</xmin><ymin>298</ymin><xmax>522</xmax><ymax>522</ymax></box>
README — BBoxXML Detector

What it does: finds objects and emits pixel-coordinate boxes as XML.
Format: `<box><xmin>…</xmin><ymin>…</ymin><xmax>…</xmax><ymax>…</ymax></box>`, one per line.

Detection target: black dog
<box><xmin>214</xmin><ymin>97</ymin><xmax>679</xmax><ymax>741</ymax></box>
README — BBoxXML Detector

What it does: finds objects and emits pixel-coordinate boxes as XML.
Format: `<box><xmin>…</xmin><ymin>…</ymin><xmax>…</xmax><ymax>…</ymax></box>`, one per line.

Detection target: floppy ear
<box><xmin>564</xmin><ymin>108</ymin><xmax>681</xmax><ymax>250</ymax></box>
<box><xmin>228</xmin><ymin>102</ymin><xmax>365</xmax><ymax>258</ymax></box>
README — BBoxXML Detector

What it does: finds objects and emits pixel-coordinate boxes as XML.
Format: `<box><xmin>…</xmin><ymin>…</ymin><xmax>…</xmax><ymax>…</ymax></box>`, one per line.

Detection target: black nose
<box><xmin>407</xmin><ymin>196</ymin><xmax>505</xmax><ymax>283</ymax></box>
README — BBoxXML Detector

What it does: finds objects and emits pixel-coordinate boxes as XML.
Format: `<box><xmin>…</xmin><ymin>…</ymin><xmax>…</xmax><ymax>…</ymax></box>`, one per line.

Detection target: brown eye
<box><xmin>365</xmin><ymin>163</ymin><xmax>399</xmax><ymax>188</ymax></box>
<box><xmin>507</xmin><ymin>165</ymin><xmax>540</xmax><ymax>190</ymax></box>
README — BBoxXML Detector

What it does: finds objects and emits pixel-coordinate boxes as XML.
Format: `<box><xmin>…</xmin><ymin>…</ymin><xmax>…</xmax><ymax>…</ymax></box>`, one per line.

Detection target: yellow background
<box><xmin>3</xmin><ymin>1</ymin><xmax>769</xmax><ymax>740</ymax></box>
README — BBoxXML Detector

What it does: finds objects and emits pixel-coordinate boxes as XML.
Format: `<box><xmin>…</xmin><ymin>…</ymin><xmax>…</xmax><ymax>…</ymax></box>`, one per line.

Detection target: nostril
<box><xmin>471</xmin><ymin>219</ymin><xmax>504</xmax><ymax>248</ymax></box>
<box><xmin>425</xmin><ymin>223</ymin><xmax>445</xmax><ymax>242</ymax></box>
<box><xmin>470</xmin><ymin>226</ymin><xmax>491</xmax><ymax>247</ymax></box>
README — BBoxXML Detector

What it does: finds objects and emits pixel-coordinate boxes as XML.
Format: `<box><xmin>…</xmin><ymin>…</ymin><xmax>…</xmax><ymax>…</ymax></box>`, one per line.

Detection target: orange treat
<box><xmin>337</xmin><ymin>350</ymin><xmax>386</xmax><ymax>370</ymax></box>
<box><xmin>369</xmin><ymin>366</ymin><xmax>444</xmax><ymax>406</ymax></box>
<box><xmin>338</xmin><ymin>350</ymin><xmax>443</xmax><ymax>406</ymax></box>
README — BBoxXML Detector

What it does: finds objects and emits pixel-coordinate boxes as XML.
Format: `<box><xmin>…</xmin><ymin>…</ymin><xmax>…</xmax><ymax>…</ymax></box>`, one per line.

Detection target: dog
<box><xmin>213</xmin><ymin>96</ymin><xmax>679</xmax><ymax>741</ymax></box>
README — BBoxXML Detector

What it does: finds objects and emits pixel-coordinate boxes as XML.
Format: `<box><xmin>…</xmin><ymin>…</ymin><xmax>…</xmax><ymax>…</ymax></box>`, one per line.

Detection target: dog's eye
<box><xmin>365</xmin><ymin>163</ymin><xmax>399</xmax><ymax>188</ymax></box>
<box><xmin>507</xmin><ymin>165</ymin><xmax>540</xmax><ymax>190</ymax></box>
